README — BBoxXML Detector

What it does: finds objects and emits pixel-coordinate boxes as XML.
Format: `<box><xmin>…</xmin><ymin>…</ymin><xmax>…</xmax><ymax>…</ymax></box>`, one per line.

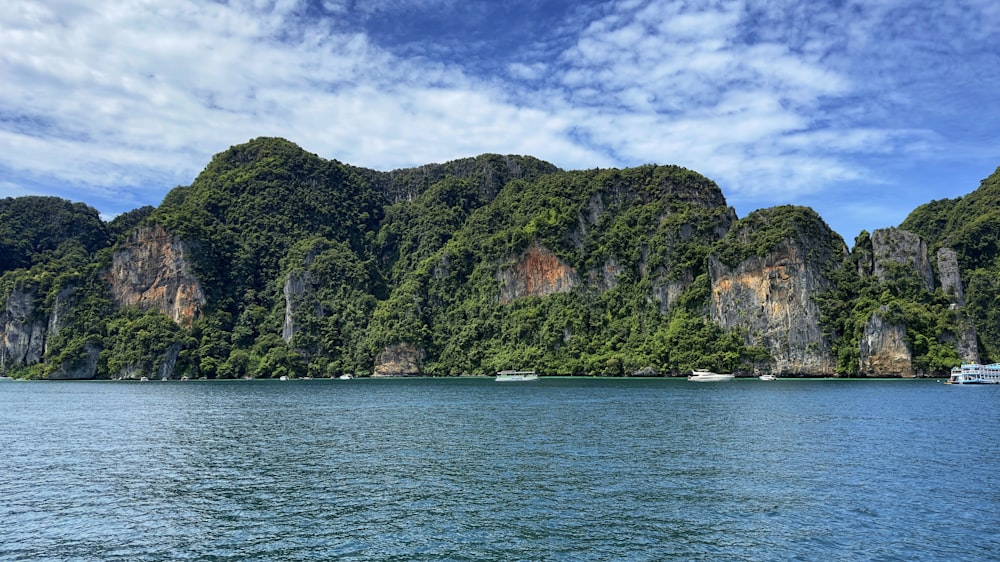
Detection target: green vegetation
<box><xmin>901</xmin><ymin>166</ymin><xmax>1000</xmax><ymax>361</ymax></box>
<box><xmin>363</xmin><ymin>164</ymin><xmax>752</xmax><ymax>376</ymax></box>
<box><xmin>816</xmin><ymin>235</ymin><xmax>963</xmax><ymax>375</ymax></box>
<box><xmin>0</xmin><ymin>196</ymin><xmax>109</xmax><ymax>274</ymax></box>
<box><xmin>2</xmin><ymin>140</ymin><xmax>996</xmax><ymax>379</ymax></box>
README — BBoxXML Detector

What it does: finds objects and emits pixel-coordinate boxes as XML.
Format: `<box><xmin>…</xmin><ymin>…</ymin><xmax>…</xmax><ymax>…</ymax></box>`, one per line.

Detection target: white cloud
<box><xmin>0</xmin><ymin>0</ymin><xmax>998</xmax><ymax>235</ymax></box>
<box><xmin>0</xmin><ymin>0</ymin><xmax>609</xmax><ymax>210</ymax></box>
<box><xmin>507</xmin><ymin>62</ymin><xmax>547</xmax><ymax>81</ymax></box>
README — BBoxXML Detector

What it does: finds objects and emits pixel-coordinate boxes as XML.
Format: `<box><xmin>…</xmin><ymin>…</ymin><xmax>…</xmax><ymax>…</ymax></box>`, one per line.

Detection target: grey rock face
<box><xmin>858</xmin><ymin>310</ymin><xmax>913</xmax><ymax>377</ymax></box>
<box><xmin>2</xmin><ymin>287</ymin><xmax>46</xmax><ymax>367</ymax></box>
<box><xmin>871</xmin><ymin>228</ymin><xmax>934</xmax><ymax>292</ymax></box>
<box><xmin>936</xmin><ymin>247</ymin><xmax>965</xmax><ymax>306</ymax></box>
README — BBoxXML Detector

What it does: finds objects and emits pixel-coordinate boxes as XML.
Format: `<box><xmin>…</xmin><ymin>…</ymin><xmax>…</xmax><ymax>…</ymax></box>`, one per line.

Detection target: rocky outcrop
<box><xmin>2</xmin><ymin>287</ymin><xmax>47</xmax><ymax>368</ymax></box>
<box><xmin>107</xmin><ymin>223</ymin><xmax>205</xmax><ymax>327</ymax></box>
<box><xmin>497</xmin><ymin>242</ymin><xmax>579</xmax><ymax>304</ymax></box>
<box><xmin>651</xmin><ymin>269</ymin><xmax>693</xmax><ymax>314</ymax></box>
<box><xmin>936</xmin><ymin>247</ymin><xmax>965</xmax><ymax>306</ymax></box>
<box><xmin>282</xmin><ymin>269</ymin><xmax>322</xmax><ymax>343</ymax></box>
<box><xmin>709</xmin><ymin>208</ymin><xmax>846</xmax><ymax>375</ymax></box>
<box><xmin>935</xmin><ymin>247</ymin><xmax>979</xmax><ymax>363</ymax></box>
<box><xmin>858</xmin><ymin>309</ymin><xmax>913</xmax><ymax>377</ymax></box>
<box><xmin>943</xmin><ymin>315</ymin><xmax>980</xmax><ymax>365</ymax></box>
<box><xmin>1</xmin><ymin>284</ymin><xmax>100</xmax><ymax>378</ymax></box>
<box><xmin>48</xmin><ymin>343</ymin><xmax>101</xmax><ymax>380</ymax></box>
<box><xmin>587</xmin><ymin>257</ymin><xmax>623</xmax><ymax>292</ymax></box>
<box><xmin>156</xmin><ymin>343</ymin><xmax>183</xmax><ymax>380</ymax></box>
<box><xmin>870</xmin><ymin>228</ymin><xmax>935</xmax><ymax>292</ymax></box>
<box><xmin>44</xmin><ymin>286</ymin><xmax>75</xmax><ymax>353</ymax></box>
<box><xmin>709</xmin><ymin>243</ymin><xmax>838</xmax><ymax>375</ymax></box>
<box><xmin>373</xmin><ymin>342</ymin><xmax>425</xmax><ymax>377</ymax></box>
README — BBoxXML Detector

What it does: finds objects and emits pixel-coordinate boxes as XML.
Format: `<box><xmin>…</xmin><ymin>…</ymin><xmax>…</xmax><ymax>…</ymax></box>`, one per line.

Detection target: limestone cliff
<box><xmin>650</xmin><ymin>269</ymin><xmax>694</xmax><ymax>314</ymax></box>
<box><xmin>936</xmin><ymin>247</ymin><xmax>965</xmax><ymax>306</ymax></box>
<box><xmin>935</xmin><ymin>247</ymin><xmax>979</xmax><ymax>363</ymax></box>
<box><xmin>1</xmin><ymin>287</ymin><xmax>47</xmax><ymax>368</ymax></box>
<box><xmin>858</xmin><ymin>309</ymin><xmax>913</xmax><ymax>377</ymax></box>
<box><xmin>44</xmin><ymin>286</ymin><xmax>75</xmax><ymax>354</ymax></box>
<box><xmin>373</xmin><ymin>342</ymin><xmax>425</xmax><ymax>377</ymax></box>
<box><xmin>1</xmin><ymin>284</ymin><xmax>100</xmax><ymax>378</ymax></box>
<box><xmin>48</xmin><ymin>343</ymin><xmax>101</xmax><ymax>380</ymax></box>
<box><xmin>870</xmin><ymin>228</ymin><xmax>935</xmax><ymax>292</ymax></box>
<box><xmin>282</xmin><ymin>269</ymin><xmax>319</xmax><ymax>343</ymax></box>
<box><xmin>854</xmin><ymin>230</ymin><xmax>980</xmax><ymax>371</ymax></box>
<box><xmin>107</xmin><ymin>224</ymin><xmax>206</xmax><ymax>327</ymax></box>
<box><xmin>497</xmin><ymin>242</ymin><xmax>579</xmax><ymax>304</ymax></box>
<box><xmin>45</xmin><ymin>286</ymin><xmax>101</xmax><ymax>379</ymax></box>
<box><xmin>709</xmin><ymin>207</ymin><xmax>846</xmax><ymax>375</ymax></box>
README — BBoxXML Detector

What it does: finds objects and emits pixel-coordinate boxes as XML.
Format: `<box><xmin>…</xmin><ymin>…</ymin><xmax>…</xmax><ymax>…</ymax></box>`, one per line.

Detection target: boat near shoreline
<box><xmin>687</xmin><ymin>369</ymin><xmax>735</xmax><ymax>382</ymax></box>
<box><xmin>946</xmin><ymin>363</ymin><xmax>1000</xmax><ymax>385</ymax></box>
<box><xmin>495</xmin><ymin>370</ymin><xmax>538</xmax><ymax>382</ymax></box>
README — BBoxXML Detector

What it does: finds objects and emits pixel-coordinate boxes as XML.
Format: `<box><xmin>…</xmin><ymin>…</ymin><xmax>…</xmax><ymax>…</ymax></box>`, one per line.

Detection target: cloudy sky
<box><xmin>3</xmin><ymin>0</ymin><xmax>999</xmax><ymax>242</ymax></box>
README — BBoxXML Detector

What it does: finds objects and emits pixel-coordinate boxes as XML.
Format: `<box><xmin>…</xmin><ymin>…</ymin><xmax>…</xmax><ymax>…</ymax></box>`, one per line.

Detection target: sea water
<box><xmin>1</xmin><ymin>377</ymin><xmax>997</xmax><ymax>561</ymax></box>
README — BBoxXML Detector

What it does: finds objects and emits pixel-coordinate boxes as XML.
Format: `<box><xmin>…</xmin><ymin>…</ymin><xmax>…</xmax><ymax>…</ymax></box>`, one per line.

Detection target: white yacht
<box><xmin>687</xmin><ymin>369</ymin><xmax>735</xmax><ymax>382</ymax></box>
<box><xmin>495</xmin><ymin>370</ymin><xmax>538</xmax><ymax>382</ymax></box>
<box><xmin>759</xmin><ymin>374</ymin><xmax>777</xmax><ymax>381</ymax></box>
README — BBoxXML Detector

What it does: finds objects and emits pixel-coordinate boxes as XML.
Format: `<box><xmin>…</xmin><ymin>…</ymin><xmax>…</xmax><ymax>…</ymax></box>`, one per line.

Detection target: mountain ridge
<box><xmin>2</xmin><ymin>138</ymin><xmax>996</xmax><ymax>379</ymax></box>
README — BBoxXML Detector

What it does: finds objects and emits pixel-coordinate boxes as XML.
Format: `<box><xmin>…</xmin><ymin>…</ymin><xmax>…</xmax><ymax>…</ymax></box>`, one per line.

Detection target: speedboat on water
<box><xmin>687</xmin><ymin>369</ymin><xmax>735</xmax><ymax>382</ymax></box>
<box><xmin>946</xmin><ymin>363</ymin><xmax>1000</xmax><ymax>384</ymax></box>
<box><xmin>759</xmin><ymin>374</ymin><xmax>777</xmax><ymax>381</ymax></box>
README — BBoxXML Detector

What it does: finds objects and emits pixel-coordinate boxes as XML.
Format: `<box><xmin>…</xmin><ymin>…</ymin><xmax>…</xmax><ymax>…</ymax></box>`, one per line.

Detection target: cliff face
<box><xmin>709</xmin><ymin>243</ymin><xmax>838</xmax><ymax>375</ymax></box>
<box><xmin>4</xmin><ymin>139</ymin><xmax>993</xmax><ymax>379</ymax></box>
<box><xmin>1</xmin><ymin>284</ymin><xmax>99</xmax><ymax>379</ymax></box>
<box><xmin>373</xmin><ymin>342</ymin><xmax>424</xmax><ymax>377</ymax></box>
<box><xmin>107</xmin><ymin>224</ymin><xmax>205</xmax><ymax>327</ymax></box>
<box><xmin>936</xmin><ymin>247</ymin><xmax>965</xmax><ymax>306</ymax></box>
<box><xmin>870</xmin><ymin>228</ymin><xmax>935</xmax><ymax>291</ymax></box>
<box><xmin>851</xmin><ymin>229</ymin><xmax>981</xmax><ymax>374</ymax></box>
<box><xmin>282</xmin><ymin>269</ymin><xmax>317</xmax><ymax>343</ymax></box>
<box><xmin>936</xmin><ymin>247</ymin><xmax>979</xmax><ymax>364</ymax></box>
<box><xmin>497</xmin><ymin>242</ymin><xmax>579</xmax><ymax>304</ymax></box>
<box><xmin>47</xmin><ymin>343</ymin><xmax>101</xmax><ymax>380</ymax></box>
<box><xmin>2</xmin><ymin>287</ymin><xmax>47</xmax><ymax>368</ymax></box>
<box><xmin>709</xmin><ymin>208</ymin><xmax>846</xmax><ymax>375</ymax></box>
<box><xmin>858</xmin><ymin>310</ymin><xmax>913</xmax><ymax>376</ymax></box>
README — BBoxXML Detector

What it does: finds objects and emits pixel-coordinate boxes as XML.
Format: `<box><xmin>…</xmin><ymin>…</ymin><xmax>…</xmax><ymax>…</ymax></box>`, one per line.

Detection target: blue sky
<box><xmin>2</xmin><ymin>0</ymin><xmax>999</xmax><ymax>243</ymax></box>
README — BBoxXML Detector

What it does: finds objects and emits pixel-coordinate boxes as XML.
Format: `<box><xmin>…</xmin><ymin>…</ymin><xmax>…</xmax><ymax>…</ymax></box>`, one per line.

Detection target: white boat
<box><xmin>946</xmin><ymin>363</ymin><xmax>1000</xmax><ymax>385</ymax></box>
<box><xmin>338</xmin><ymin>374</ymin><xmax>354</xmax><ymax>380</ymax></box>
<box><xmin>759</xmin><ymin>374</ymin><xmax>777</xmax><ymax>381</ymax></box>
<box><xmin>687</xmin><ymin>369</ymin><xmax>735</xmax><ymax>382</ymax></box>
<box><xmin>495</xmin><ymin>370</ymin><xmax>538</xmax><ymax>382</ymax></box>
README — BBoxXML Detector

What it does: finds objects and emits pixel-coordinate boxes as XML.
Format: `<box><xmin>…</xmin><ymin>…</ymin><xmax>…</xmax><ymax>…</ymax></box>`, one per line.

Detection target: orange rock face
<box><xmin>709</xmin><ymin>244</ymin><xmax>837</xmax><ymax>375</ymax></box>
<box><xmin>107</xmin><ymin>224</ymin><xmax>206</xmax><ymax>327</ymax></box>
<box><xmin>497</xmin><ymin>243</ymin><xmax>579</xmax><ymax>304</ymax></box>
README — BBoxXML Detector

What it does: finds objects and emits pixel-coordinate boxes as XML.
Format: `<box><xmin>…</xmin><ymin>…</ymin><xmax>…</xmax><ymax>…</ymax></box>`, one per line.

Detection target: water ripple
<box><xmin>1</xmin><ymin>378</ymin><xmax>998</xmax><ymax>560</ymax></box>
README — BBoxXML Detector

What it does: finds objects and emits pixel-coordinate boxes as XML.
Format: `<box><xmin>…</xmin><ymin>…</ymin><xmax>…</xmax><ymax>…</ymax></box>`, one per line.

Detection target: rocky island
<box><xmin>2</xmin><ymin>138</ymin><xmax>997</xmax><ymax>379</ymax></box>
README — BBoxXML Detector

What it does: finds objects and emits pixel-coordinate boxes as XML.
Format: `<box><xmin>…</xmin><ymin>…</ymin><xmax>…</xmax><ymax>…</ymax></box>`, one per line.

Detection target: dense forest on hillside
<box><xmin>900</xmin><ymin>170</ymin><xmax>1000</xmax><ymax>361</ymax></box>
<box><xmin>2</xmin><ymin>138</ymin><xmax>997</xmax><ymax>379</ymax></box>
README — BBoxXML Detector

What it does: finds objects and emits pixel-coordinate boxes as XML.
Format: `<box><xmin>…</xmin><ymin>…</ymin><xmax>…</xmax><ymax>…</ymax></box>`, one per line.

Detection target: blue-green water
<box><xmin>1</xmin><ymin>377</ymin><xmax>998</xmax><ymax>561</ymax></box>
